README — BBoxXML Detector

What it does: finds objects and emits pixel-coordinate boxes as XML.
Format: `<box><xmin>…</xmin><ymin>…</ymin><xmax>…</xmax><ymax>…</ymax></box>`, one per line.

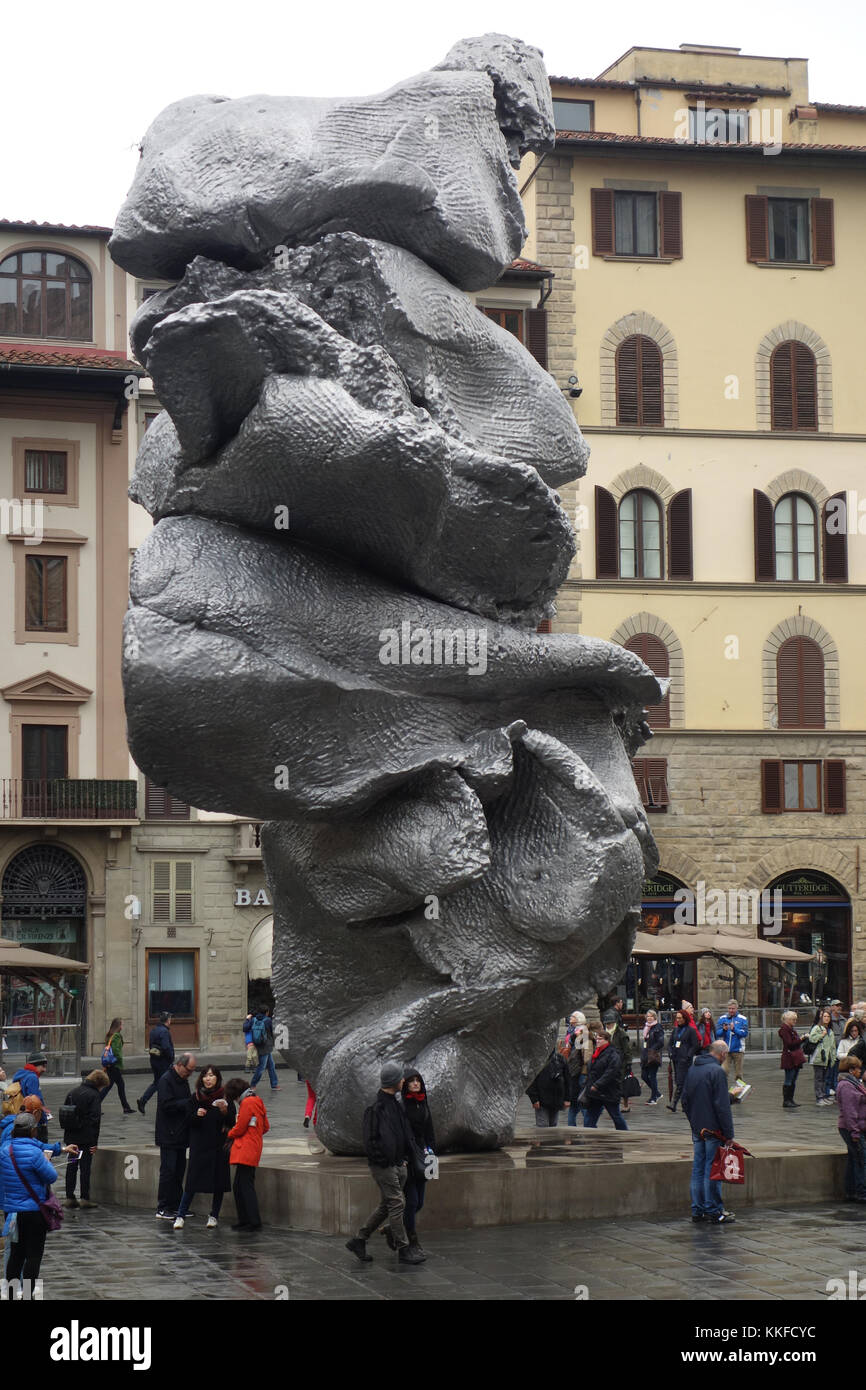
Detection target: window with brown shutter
<box><xmin>746</xmin><ymin>194</ymin><xmax>834</xmax><ymax>266</ymax></box>
<box><xmin>25</xmin><ymin>555</ymin><xmax>67</xmax><ymax>631</ymax></box>
<box><xmin>824</xmin><ymin>760</ymin><xmax>846</xmax><ymax>814</ymax></box>
<box><xmin>145</xmin><ymin>777</ymin><xmax>191</xmax><ymax>821</ymax></box>
<box><xmin>659</xmin><ymin>191</ymin><xmax>683</xmax><ymax>259</ymax></box>
<box><xmin>770</xmin><ymin>342</ymin><xmax>817</xmax><ymax>431</ymax></box>
<box><xmin>616</xmin><ymin>336</ymin><xmax>663</xmax><ymax>426</ymax></box>
<box><xmin>774</xmin><ymin>493</ymin><xmax>817</xmax><ymax>581</ymax></box>
<box><xmin>632</xmin><ymin>756</ymin><xmax>669</xmax><ymax>811</ymax></box>
<box><xmin>823</xmin><ymin>493</ymin><xmax>848</xmax><ymax>582</ymax></box>
<box><xmin>620</xmin><ymin>489</ymin><xmax>663</xmax><ymax>579</ymax></box>
<box><xmin>595</xmin><ymin>485</ymin><xmax>618</xmax><ymax>578</ymax></box>
<box><xmin>777</xmin><ymin>635</ymin><xmax>825</xmax><ymax>728</ymax></box>
<box><xmin>761</xmin><ymin>760</ymin><xmax>783</xmax><ymax>812</ymax></box>
<box><xmin>754</xmin><ymin>490</ymin><xmax>775</xmax><ymax>580</ymax></box>
<box><xmin>667</xmin><ymin>489</ymin><xmax>693</xmax><ymax>579</ymax></box>
<box><xmin>482</xmin><ymin>307</ymin><xmax>524</xmax><ymax>342</ymax></box>
<box><xmin>624</xmin><ymin>634</ymin><xmax>670</xmax><ymax>729</ymax></box>
<box><xmin>536</xmin><ymin>619</ymin><xmax>553</xmax><ymax>634</ymax></box>
<box><xmin>525</xmin><ymin>308</ymin><xmax>548</xmax><ymax>370</ymax></box>
<box><xmin>811</xmin><ymin>198</ymin><xmax>835</xmax><ymax>266</ymax></box>
<box><xmin>591</xmin><ymin>188</ymin><xmax>615</xmax><ymax>255</ymax></box>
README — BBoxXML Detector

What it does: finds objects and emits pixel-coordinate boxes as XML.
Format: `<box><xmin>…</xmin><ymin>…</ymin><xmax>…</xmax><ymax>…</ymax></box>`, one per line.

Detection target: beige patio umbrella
<box><xmin>0</xmin><ymin>937</ymin><xmax>90</xmax><ymax>975</ymax></box>
<box><xmin>632</xmin><ymin>928</ymin><xmax>814</xmax><ymax>963</ymax></box>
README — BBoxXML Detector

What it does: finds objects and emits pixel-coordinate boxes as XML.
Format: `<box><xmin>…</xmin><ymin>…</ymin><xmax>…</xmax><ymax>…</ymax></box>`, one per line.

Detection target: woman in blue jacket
<box><xmin>0</xmin><ymin>1111</ymin><xmax>59</xmax><ymax>1291</ymax></box>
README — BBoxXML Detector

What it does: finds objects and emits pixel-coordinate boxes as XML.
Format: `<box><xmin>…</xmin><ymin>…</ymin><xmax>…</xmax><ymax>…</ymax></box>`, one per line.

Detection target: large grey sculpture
<box><xmin>113</xmin><ymin>34</ymin><xmax>664</xmax><ymax>1153</ymax></box>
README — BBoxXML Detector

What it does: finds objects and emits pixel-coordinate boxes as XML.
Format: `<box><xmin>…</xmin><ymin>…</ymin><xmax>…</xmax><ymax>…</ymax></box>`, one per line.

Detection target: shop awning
<box><xmin>0</xmin><ymin>937</ymin><xmax>90</xmax><ymax>975</ymax></box>
<box><xmin>247</xmin><ymin>916</ymin><xmax>273</xmax><ymax>979</ymax></box>
<box><xmin>632</xmin><ymin>929</ymin><xmax>814</xmax><ymax>963</ymax></box>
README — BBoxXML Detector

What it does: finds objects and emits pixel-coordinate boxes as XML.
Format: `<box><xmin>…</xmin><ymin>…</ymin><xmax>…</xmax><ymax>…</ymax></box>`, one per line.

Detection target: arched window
<box><xmin>770</xmin><ymin>340</ymin><xmax>818</xmax><ymax>431</ymax></box>
<box><xmin>777</xmin><ymin>635</ymin><xmax>825</xmax><ymax>728</ymax></box>
<box><xmin>0</xmin><ymin>250</ymin><xmax>92</xmax><ymax>340</ymax></box>
<box><xmin>624</xmin><ymin>632</ymin><xmax>670</xmax><ymax>728</ymax></box>
<box><xmin>774</xmin><ymin>493</ymin><xmax>817</xmax><ymax>581</ymax></box>
<box><xmin>616</xmin><ymin>335</ymin><xmax>663</xmax><ymax>426</ymax></box>
<box><xmin>619</xmin><ymin>489</ymin><xmax>662</xmax><ymax>579</ymax></box>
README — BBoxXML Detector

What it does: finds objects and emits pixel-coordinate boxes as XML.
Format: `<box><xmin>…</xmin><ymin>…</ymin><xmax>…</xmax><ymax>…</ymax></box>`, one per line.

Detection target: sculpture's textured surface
<box><xmin>115</xmin><ymin>34</ymin><xmax>663</xmax><ymax>1153</ymax></box>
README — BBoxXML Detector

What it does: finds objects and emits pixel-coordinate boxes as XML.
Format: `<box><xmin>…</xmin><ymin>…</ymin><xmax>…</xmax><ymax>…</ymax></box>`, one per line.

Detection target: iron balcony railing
<box><xmin>0</xmin><ymin>778</ymin><xmax>138</xmax><ymax>820</ymax></box>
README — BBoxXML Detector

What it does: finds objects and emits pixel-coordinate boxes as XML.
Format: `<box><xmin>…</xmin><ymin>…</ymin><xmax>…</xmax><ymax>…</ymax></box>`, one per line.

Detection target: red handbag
<box><xmin>707</xmin><ymin>1137</ymin><xmax>752</xmax><ymax>1184</ymax></box>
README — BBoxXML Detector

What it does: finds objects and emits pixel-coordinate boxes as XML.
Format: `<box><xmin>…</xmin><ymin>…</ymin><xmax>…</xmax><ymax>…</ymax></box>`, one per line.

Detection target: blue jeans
<box><xmin>690</xmin><ymin>1136</ymin><xmax>723</xmax><ymax>1217</ymax></box>
<box><xmin>583</xmin><ymin>1100</ymin><xmax>628</xmax><ymax>1131</ymax></box>
<box><xmin>784</xmin><ymin>1066</ymin><xmax>802</xmax><ymax>1095</ymax></box>
<box><xmin>826</xmin><ymin>1062</ymin><xmax>839</xmax><ymax>1096</ymax></box>
<box><xmin>567</xmin><ymin>1074</ymin><xmax>587</xmax><ymax>1126</ymax></box>
<box><xmin>251</xmin><ymin>1052</ymin><xmax>278</xmax><ymax>1088</ymax></box>
<box><xmin>641</xmin><ymin>1064</ymin><xmax>660</xmax><ymax>1101</ymax></box>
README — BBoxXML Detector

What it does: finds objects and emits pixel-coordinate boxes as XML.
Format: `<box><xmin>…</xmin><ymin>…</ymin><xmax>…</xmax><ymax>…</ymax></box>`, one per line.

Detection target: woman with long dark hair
<box><xmin>173</xmin><ymin>1066</ymin><xmax>235</xmax><ymax>1229</ymax></box>
<box><xmin>399</xmin><ymin>1069</ymin><xmax>436</xmax><ymax>1257</ymax></box>
<box><xmin>667</xmin><ymin>1009</ymin><xmax>700</xmax><ymax>1112</ymax></box>
<box><xmin>100</xmin><ymin>1017</ymin><xmax>134</xmax><ymax>1115</ymax></box>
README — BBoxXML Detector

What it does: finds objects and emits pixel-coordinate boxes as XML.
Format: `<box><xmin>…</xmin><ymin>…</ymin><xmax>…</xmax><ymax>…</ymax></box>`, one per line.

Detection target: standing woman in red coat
<box><xmin>223</xmin><ymin>1078</ymin><xmax>270</xmax><ymax>1232</ymax></box>
<box><xmin>779</xmin><ymin>1010</ymin><xmax>807</xmax><ymax>1110</ymax></box>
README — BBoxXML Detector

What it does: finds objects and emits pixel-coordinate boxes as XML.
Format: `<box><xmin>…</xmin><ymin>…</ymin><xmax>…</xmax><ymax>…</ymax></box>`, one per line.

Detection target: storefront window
<box><xmin>614</xmin><ymin>872</ymin><xmax>696</xmax><ymax>1016</ymax></box>
<box><xmin>147</xmin><ymin>951</ymin><xmax>195</xmax><ymax>1017</ymax></box>
<box><xmin>758</xmin><ymin>872</ymin><xmax>851</xmax><ymax>1007</ymax></box>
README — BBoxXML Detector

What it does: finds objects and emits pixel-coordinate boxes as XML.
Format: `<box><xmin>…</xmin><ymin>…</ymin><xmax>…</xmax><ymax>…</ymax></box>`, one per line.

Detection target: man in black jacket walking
<box><xmin>154</xmin><ymin>1052</ymin><xmax>196</xmax><ymax>1219</ymax></box>
<box><xmin>346</xmin><ymin>1062</ymin><xmax>425</xmax><ymax>1267</ymax></box>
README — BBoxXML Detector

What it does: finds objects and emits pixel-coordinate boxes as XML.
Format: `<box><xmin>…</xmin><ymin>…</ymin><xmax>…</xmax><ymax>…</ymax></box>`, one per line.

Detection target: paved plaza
<box><xmin>16</xmin><ymin>1057</ymin><xmax>856</xmax><ymax>1301</ymax></box>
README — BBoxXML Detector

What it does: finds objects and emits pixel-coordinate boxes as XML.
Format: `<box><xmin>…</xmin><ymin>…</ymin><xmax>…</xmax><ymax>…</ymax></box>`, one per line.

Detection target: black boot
<box><xmin>398</xmin><ymin>1243</ymin><xmax>425</xmax><ymax>1265</ymax></box>
<box><xmin>345</xmin><ymin>1237</ymin><xmax>373</xmax><ymax>1263</ymax></box>
<box><xmin>783</xmin><ymin>1085</ymin><xmax>796</xmax><ymax>1109</ymax></box>
<box><xmin>408</xmin><ymin>1230</ymin><xmax>426</xmax><ymax>1257</ymax></box>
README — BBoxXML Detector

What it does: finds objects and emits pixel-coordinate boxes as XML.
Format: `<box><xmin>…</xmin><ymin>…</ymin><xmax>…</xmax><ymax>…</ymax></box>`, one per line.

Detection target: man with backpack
<box><xmin>247</xmin><ymin>1008</ymin><xmax>279</xmax><ymax>1091</ymax></box>
<box><xmin>10</xmin><ymin>1054</ymin><xmax>49</xmax><ymax>1141</ymax></box>
<box><xmin>527</xmin><ymin>1049</ymin><xmax>570</xmax><ymax>1126</ymax></box>
<box><xmin>345</xmin><ymin>1062</ymin><xmax>425</xmax><ymax>1267</ymax></box>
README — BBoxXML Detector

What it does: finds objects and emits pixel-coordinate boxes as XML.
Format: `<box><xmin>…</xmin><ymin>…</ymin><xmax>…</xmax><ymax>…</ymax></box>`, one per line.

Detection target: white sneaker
<box><xmin>173</xmin><ymin>1217</ymin><xmax>185</xmax><ymax>1230</ymax></box>
<box><xmin>206</xmin><ymin>1215</ymin><xmax>218</xmax><ymax>1229</ymax></box>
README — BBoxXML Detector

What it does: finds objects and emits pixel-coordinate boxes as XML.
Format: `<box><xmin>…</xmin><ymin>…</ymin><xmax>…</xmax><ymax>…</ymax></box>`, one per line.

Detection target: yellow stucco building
<box><xmin>507</xmin><ymin>44</ymin><xmax>866</xmax><ymax>1013</ymax></box>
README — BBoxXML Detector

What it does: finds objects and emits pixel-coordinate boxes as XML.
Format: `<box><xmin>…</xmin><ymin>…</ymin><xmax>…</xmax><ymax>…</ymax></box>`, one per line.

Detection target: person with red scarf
<box><xmin>697</xmin><ymin>1009</ymin><xmax>715</xmax><ymax>1051</ymax></box>
<box><xmin>583</xmin><ymin>1022</ymin><xmax>628</xmax><ymax>1130</ymax></box>
<box><xmin>398</xmin><ymin>1069</ymin><xmax>436</xmax><ymax>1257</ymax></box>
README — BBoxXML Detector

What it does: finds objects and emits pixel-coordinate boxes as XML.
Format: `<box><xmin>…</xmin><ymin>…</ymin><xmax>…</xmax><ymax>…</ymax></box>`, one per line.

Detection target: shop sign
<box><xmin>642</xmin><ymin>873</ymin><xmax>687</xmax><ymax>900</ymax></box>
<box><xmin>11</xmin><ymin>923</ymin><xmax>78</xmax><ymax>944</ymax></box>
<box><xmin>234</xmin><ymin>888</ymin><xmax>271</xmax><ymax>907</ymax></box>
<box><xmin>772</xmin><ymin>873</ymin><xmax>845</xmax><ymax>899</ymax></box>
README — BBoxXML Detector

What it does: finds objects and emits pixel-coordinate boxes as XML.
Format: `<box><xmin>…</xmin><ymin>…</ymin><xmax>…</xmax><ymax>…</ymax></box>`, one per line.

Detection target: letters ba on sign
<box><xmin>234</xmin><ymin>888</ymin><xmax>272</xmax><ymax>907</ymax></box>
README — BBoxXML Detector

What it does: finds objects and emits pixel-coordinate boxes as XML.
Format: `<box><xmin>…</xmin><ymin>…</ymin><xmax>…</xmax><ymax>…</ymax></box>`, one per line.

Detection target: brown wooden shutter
<box><xmin>777</xmin><ymin>636</ymin><xmax>825</xmax><ymax>728</ymax></box>
<box><xmin>823</xmin><ymin>492</ymin><xmax>848</xmax><ymax>582</ymax></box>
<box><xmin>616</xmin><ymin>337</ymin><xmax>639</xmax><ymax>424</ymax></box>
<box><xmin>536</xmin><ymin>618</ymin><xmax>553</xmax><ymax>634</ymax></box>
<box><xmin>595</xmin><ymin>486</ymin><xmax>618</xmax><ymax>578</ymax></box>
<box><xmin>753</xmin><ymin>489</ymin><xmax>775</xmax><ymax>580</ymax></box>
<box><xmin>525</xmin><ymin>308</ymin><xmax>548</xmax><ymax>370</ymax></box>
<box><xmin>667</xmin><ymin>489</ymin><xmax>693</xmax><ymax>579</ymax></box>
<box><xmin>745</xmin><ymin>194</ymin><xmax>769</xmax><ymax>262</ymax></box>
<box><xmin>811</xmin><ymin>198</ymin><xmax>835</xmax><ymax>266</ymax></box>
<box><xmin>625</xmin><ymin>633</ymin><xmax>670</xmax><ymax>729</ymax></box>
<box><xmin>793</xmin><ymin>342</ymin><xmax>818</xmax><ymax>429</ymax></box>
<box><xmin>616</xmin><ymin>336</ymin><xmax>663</xmax><ymax>427</ymax></box>
<box><xmin>640</xmin><ymin>339</ymin><xmax>664</xmax><ymax>425</ymax></box>
<box><xmin>645</xmin><ymin>757</ymin><xmax>669</xmax><ymax>809</ymax></box>
<box><xmin>824</xmin><ymin>760</ymin><xmax>846</xmax><ymax>814</ymax></box>
<box><xmin>659</xmin><ymin>191</ymin><xmax>683</xmax><ymax>258</ymax></box>
<box><xmin>591</xmin><ymin>188</ymin><xmax>615</xmax><ymax>255</ymax></box>
<box><xmin>771</xmin><ymin>342</ymin><xmax>794</xmax><ymax>429</ymax></box>
<box><xmin>761</xmin><ymin>760</ymin><xmax>783</xmax><ymax>812</ymax></box>
<box><xmin>145</xmin><ymin>777</ymin><xmax>190</xmax><ymax>820</ymax></box>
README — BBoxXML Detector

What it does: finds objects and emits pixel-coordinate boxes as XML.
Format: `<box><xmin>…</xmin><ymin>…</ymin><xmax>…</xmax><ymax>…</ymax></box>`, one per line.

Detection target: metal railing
<box><xmin>0</xmin><ymin>778</ymin><xmax>137</xmax><ymax>819</ymax></box>
<box><xmin>622</xmin><ymin>1008</ymin><xmax>826</xmax><ymax>1053</ymax></box>
<box><xmin>2</xmin><ymin>1023</ymin><xmax>81</xmax><ymax>1076</ymax></box>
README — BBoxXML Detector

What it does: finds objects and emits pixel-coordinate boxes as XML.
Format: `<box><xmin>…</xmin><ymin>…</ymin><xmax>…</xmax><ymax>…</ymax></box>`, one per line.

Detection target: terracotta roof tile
<box><xmin>508</xmin><ymin>257</ymin><xmax>551</xmax><ymax>274</ymax></box>
<box><xmin>0</xmin><ymin>342</ymin><xmax>140</xmax><ymax>371</ymax></box>
<box><xmin>555</xmin><ymin>129</ymin><xmax>866</xmax><ymax>154</ymax></box>
<box><xmin>0</xmin><ymin>219</ymin><xmax>112</xmax><ymax>237</ymax></box>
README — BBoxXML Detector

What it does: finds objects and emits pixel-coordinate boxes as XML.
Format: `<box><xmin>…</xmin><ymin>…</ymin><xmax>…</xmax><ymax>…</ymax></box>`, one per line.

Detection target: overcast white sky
<box><xmin>3</xmin><ymin>0</ymin><xmax>864</xmax><ymax>228</ymax></box>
